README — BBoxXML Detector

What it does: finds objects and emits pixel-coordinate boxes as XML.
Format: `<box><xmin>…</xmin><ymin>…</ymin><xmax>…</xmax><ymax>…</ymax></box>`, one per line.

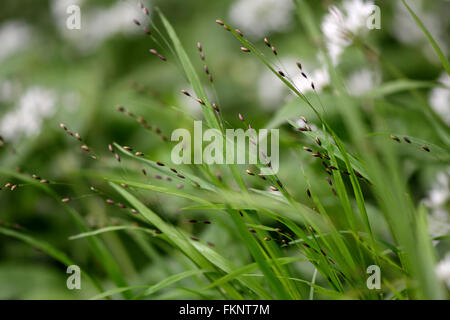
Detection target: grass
<box><xmin>0</xmin><ymin>0</ymin><xmax>448</xmax><ymax>300</ymax></box>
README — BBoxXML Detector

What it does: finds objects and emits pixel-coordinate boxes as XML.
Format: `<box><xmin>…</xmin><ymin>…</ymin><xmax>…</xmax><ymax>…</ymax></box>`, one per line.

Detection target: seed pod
<box><xmin>108</xmin><ymin>144</ymin><xmax>114</xmax><ymax>153</ymax></box>
<box><xmin>75</xmin><ymin>133</ymin><xmax>82</xmax><ymax>141</ymax></box>
<box><xmin>264</xmin><ymin>237</ymin><xmax>271</xmax><ymax>241</ymax></box>
<box><xmin>170</xmin><ymin>168</ymin><xmax>178</xmax><ymax>173</ymax></box>
<box><xmin>197</xmin><ymin>98</ymin><xmax>205</xmax><ymax>105</ymax></box>
<box><xmin>135</xmin><ymin>152</ymin><xmax>144</xmax><ymax>156</ymax></box>
<box><xmin>200</xmin><ymin>52</ymin><xmax>205</xmax><ymax>61</ymax></box>
<box><xmin>278</xmin><ymin>70</ymin><xmax>285</xmax><ymax>77</ymax></box>
<box><xmin>329</xmin><ymin>166</ymin><xmax>338</xmax><ymax>170</ymax></box>
<box><xmin>391</xmin><ymin>135</ymin><xmax>400</xmax><ymax>142</ymax></box>
<box><xmin>164</xmin><ymin>176</ymin><xmax>172</xmax><ymax>181</ymax></box>
<box><xmin>332</xmin><ymin>188</ymin><xmax>337</xmax><ymax>196</ymax></box>
<box><xmin>143</xmin><ymin>7</ymin><xmax>149</xmax><ymax>15</ymax></box>
<box><xmin>81</xmin><ymin>145</ymin><xmax>89</xmax><ymax>152</ymax></box>
<box><xmin>306</xmin><ymin>189</ymin><xmax>311</xmax><ymax>198</ymax></box>
<box><xmin>191</xmin><ymin>237</ymin><xmax>199</xmax><ymax>241</ymax></box>
<box><xmin>303</xmin><ymin>146</ymin><xmax>312</xmax><ymax>152</ymax></box>
<box><xmin>197</xmin><ymin>42</ymin><xmax>202</xmax><ymax>52</ymax></box>
<box><xmin>10</xmin><ymin>184</ymin><xmax>17</xmax><ymax>191</ymax></box>
<box><xmin>60</xmin><ymin>123</ymin><xmax>67</xmax><ymax>130</ymax></box>
<box><xmin>177</xmin><ymin>174</ymin><xmax>185</xmax><ymax>179</ymax></box>
<box><xmin>40</xmin><ymin>179</ymin><xmax>49</xmax><ymax>184</ymax></box>
<box><xmin>203</xmin><ymin>220</ymin><xmax>211</xmax><ymax>224</ymax></box>
<box><xmin>207</xmin><ymin>242</ymin><xmax>215</xmax><ymax>247</ymax></box>
<box><xmin>422</xmin><ymin>145</ymin><xmax>430</xmax><ymax>152</ymax></box>
<box><xmin>215</xmin><ymin>19</ymin><xmax>224</xmax><ymax>26</ymax></box>
<box><xmin>115</xmin><ymin>153</ymin><xmax>121</xmax><ymax>162</ymax></box>
<box><xmin>311</xmin><ymin>82</ymin><xmax>315</xmax><ymax>90</ymax></box>
<box><xmin>212</xmin><ymin>103</ymin><xmax>219</xmax><ymax>112</ymax></box>
<box><xmin>116</xmin><ymin>105</ymin><xmax>125</xmax><ymax>112</ymax></box>
<box><xmin>263</xmin><ymin>38</ymin><xmax>271</xmax><ymax>47</ymax></box>
<box><xmin>156</xmin><ymin>161</ymin><xmax>165</xmax><ymax>166</ymax></box>
<box><xmin>238</xmin><ymin>113</ymin><xmax>244</xmax><ymax>122</ymax></box>
<box><xmin>246</xmin><ymin>169</ymin><xmax>254</xmax><ymax>176</ymax></box>
<box><xmin>403</xmin><ymin>136</ymin><xmax>411</xmax><ymax>143</ymax></box>
<box><xmin>203</xmin><ymin>65</ymin><xmax>209</xmax><ymax>74</ymax></box>
<box><xmin>133</xmin><ymin>19</ymin><xmax>140</xmax><ymax>26</ymax></box>
<box><xmin>321</xmin><ymin>249</ymin><xmax>327</xmax><ymax>256</ymax></box>
<box><xmin>116</xmin><ymin>203</ymin><xmax>125</xmax><ymax>209</ymax></box>
<box><xmin>301</xmin><ymin>72</ymin><xmax>307</xmax><ymax>79</ymax></box>
<box><xmin>235</xmin><ymin>29</ymin><xmax>243</xmax><ymax>36</ymax></box>
<box><xmin>208</xmin><ymin>74</ymin><xmax>213</xmax><ymax>82</ymax></box>
<box><xmin>302</xmin><ymin>243</ymin><xmax>311</xmax><ymax>248</ymax></box>
<box><xmin>296</xmin><ymin>62</ymin><xmax>302</xmax><ymax>70</ymax></box>
<box><xmin>270</xmin><ymin>186</ymin><xmax>279</xmax><ymax>192</ymax></box>
<box><xmin>258</xmin><ymin>174</ymin><xmax>266</xmax><ymax>180</ymax></box>
<box><xmin>32</xmin><ymin>174</ymin><xmax>40</xmax><ymax>180</ymax></box>
<box><xmin>189</xmin><ymin>219</ymin><xmax>197</xmax><ymax>223</ymax></box>
<box><xmin>249</xmin><ymin>228</ymin><xmax>256</xmax><ymax>233</ymax></box>
<box><xmin>66</xmin><ymin>130</ymin><xmax>73</xmax><ymax>136</ymax></box>
<box><xmin>120</xmin><ymin>183</ymin><xmax>128</xmax><ymax>188</ymax></box>
<box><xmin>143</xmin><ymin>27</ymin><xmax>151</xmax><ymax>35</ymax></box>
<box><xmin>123</xmin><ymin>146</ymin><xmax>133</xmax><ymax>151</ymax></box>
<box><xmin>240</xmin><ymin>47</ymin><xmax>250</xmax><ymax>53</ymax></box>
<box><xmin>265</xmin><ymin>45</ymin><xmax>277</xmax><ymax>57</ymax></box>
<box><xmin>342</xmin><ymin>170</ymin><xmax>350</xmax><ymax>175</ymax></box>
<box><xmin>322</xmin><ymin>153</ymin><xmax>330</xmax><ymax>160</ymax></box>
<box><xmin>157</xmin><ymin>54</ymin><xmax>166</xmax><ymax>61</ymax></box>
<box><xmin>176</xmin><ymin>184</ymin><xmax>184</xmax><ymax>189</ymax></box>
<box><xmin>300</xmin><ymin>116</ymin><xmax>308</xmax><ymax>123</ymax></box>
<box><xmin>327</xmin><ymin>177</ymin><xmax>332</xmax><ymax>186</ymax></box>
<box><xmin>61</xmin><ymin>197</ymin><xmax>71</xmax><ymax>203</ymax></box>
<box><xmin>325</xmin><ymin>168</ymin><xmax>332</xmax><ymax>176</ymax></box>
<box><xmin>312</xmin><ymin>152</ymin><xmax>321</xmax><ymax>158</ymax></box>
<box><xmin>142</xmin><ymin>169</ymin><xmax>147</xmax><ymax>176</ymax></box>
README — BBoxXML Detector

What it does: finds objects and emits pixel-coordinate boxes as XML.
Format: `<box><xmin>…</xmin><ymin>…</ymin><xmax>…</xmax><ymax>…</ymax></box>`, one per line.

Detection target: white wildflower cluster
<box><xmin>423</xmin><ymin>170</ymin><xmax>450</xmax><ymax>242</ymax></box>
<box><xmin>0</xmin><ymin>87</ymin><xmax>57</xmax><ymax>141</ymax></box>
<box><xmin>228</xmin><ymin>0</ymin><xmax>294</xmax><ymax>39</ymax></box>
<box><xmin>51</xmin><ymin>0</ymin><xmax>141</xmax><ymax>52</ymax></box>
<box><xmin>429</xmin><ymin>72</ymin><xmax>450</xmax><ymax>126</ymax></box>
<box><xmin>0</xmin><ymin>20</ymin><xmax>32</xmax><ymax>62</ymax></box>
<box><xmin>436</xmin><ymin>254</ymin><xmax>450</xmax><ymax>288</ymax></box>
<box><xmin>321</xmin><ymin>0</ymin><xmax>375</xmax><ymax>66</ymax></box>
<box><xmin>346</xmin><ymin>68</ymin><xmax>381</xmax><ymax>96</ymax></box>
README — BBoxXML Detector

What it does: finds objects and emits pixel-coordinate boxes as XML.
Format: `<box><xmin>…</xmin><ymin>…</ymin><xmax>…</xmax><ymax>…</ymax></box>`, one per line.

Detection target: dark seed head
<box><xmin>200</xmin><ymin>52</ymin><xmax>205</xmax><ymax>61</ymax></box>
<box><xmin>327</xmin><ymin>177</ymin><xmax>332</xmax><ymax>186</ymax></box>
<box><xmin>422</xmin><ymin>145</ymin><xmax>430</xmax><ymax>152</ymax></box>
<box><xmin>191</xmin><ymin>237</ymin><xmax>199</xmax><ymax>241</ymax></box>
<box><xmin>135</xmin><ymin>152</ymin><xmax>144</xmax><ymax>156</ymax></box>
<box><xmin>278</xmin><ymin>70</ymin><xmax>285</xmax><ymax>77</ymax></box>
<box><xmin>403</xmin><ymin>136</ymin><xmax>411</xmax><ymax>143</ymax></box>
<box><xmin>120</xmin><ymin>183</ymin><xmax>128</xmax><ymax>188</ymax></box>
<box><xmin>143</xmin><ymin>8</ymin><xmax>149</xmax><ymax>15</ymax></box>
<box><xmin>246</xmin><ymin>169</ymin><xmax>254</xmax><ymax>176</ymax></box>
<box><xmin>142</xmin><ymin>169</ymin><xmax>147</xmax><ymax>176</ymax></box>
<box><xmin>116</xmin><ymin>105</ymin><xmax>125</xmax><ymax>112</ymax></box>
<box><xmin>303</xmin><ymin>146</ymin><xmax>312</xmax><ymax>152</ymax></box>
<box><xmin>263</xmin><ymin>37</ymin><xmax>271</xmax><ymax>47</ymax></box>
<box><xmin>264</xmin><ymin>237</ymin><xmax>271</xmax><ymax>241</ymax></box>
<box><xmin>10</xmin><ymin>184</ymin><xmax>17</xmax><ymax>191</ymax></box>
<box><xmin>133</xmin><ymin>19</ymin><xmax>141</xmax><ymax>26</ymax></box>
<box><xmin>300</xmin><ymin>116</ymin><xmax>308</xmax><ymax>123</ymax></box>
<box><xmin>391</xmin><ymin>135</ymin><xmax>401</xmax><ymax>143</ymax></box>
<box><xmin>329</xmin><ymin>166</ymin><xmax>338</xmax><ymax>170</ymax></box>
<box><xmin>311</xmin><ymin>82</ymin><xmax>315</xmax><ymax>90</ymax></box>
<box><xmin>203</xmin><ymin>65</ymin><xmax>209</xmax><ymax>74</ymax></box>
<box><xmin>60</xmin><ymin>123</ymin><xmax>67</xmax><ymax>130</ymax></box>
<box><xmin>306</xmin><ymin>189</ymin><xmax>311</xmax><ymax>198</ymax></box>
<box><xmin>156</xmin><ymin>161</ymin><xmax>165</xmax><ymax>166</ymax></box>
<box><xmin>301</xmin><ymin>72</ymin><xmax>307</xmax><ymax>79</ymax></box>
<box><xmin>235</xmin><ymin>29</ymin><xmax>243</xmax><ymax>36</ymax></box>
<box><xmin>177</xmin><ymin>174</ymin><xmax>185</xmax><ymax>179</ymax></box>
<box><xmin>197</xmin><ymin>42</ymin><xmax>202</xmax><ymax>52</ymax></box>
<box><xmin>170</xmin><ymin>168</ymin><xmax>178</xmax><ymax>173</ymax></box>
<box><xmin>215</xmin><ymin>19</ymin><xmax>224</xmax><ymax>26</ymax></box>
<box><xmin>32</xmin><ymin>174</ymin><xmax>40</xmax><ymax>180</ymax></box>
<box><xmin>296</xmin><ymin>62</ymin><xmax>302</xmax><ymax>70</ymax></box>
<box><xmin>189</xmin><ymin>219</ymin><xmax>197</xmax><ymax>223</ymax></box>
<box><xmin>123</xmin><ymin>146</ymin><xmax>133</xmax><ymax>151</ymax></box>
<box><xmin>240</xmin><ymin>47</ymin><xmax>250</xmax><ymax>53</ymax></box>
<box><xmin>115</xmin><ymin>153</ymin><xmax>121</xmax><ymax>162</ymax></box>
<box><xmin>249</xmin><ymin>228</ymin><xmax>256</xmax><ymax>233</ymax></box>
<box><xmin>203</xmin><ymin>220</ymin><xmax>211</xmax><ymax>224</ymax></box>
<box><xmin>212</xmin><ymin>103</ymin><xmax>219</xmax><ymax>112</ymax></box>
<box><xmin>207</xmin><ymin>242</ymin><xmax>215</xmax><ymax>247</ymax></box>
<box><xmin>258</xmin><ymin>174</ymin><xmax>266</xmax><ymax>180</ymax></box>
<box><xmin>270</xmin><ymin>186</ymin><xmax>279</xmax><ymax>192</ymax></box>
<box><xmin>117</xmin><ymin>203</ymin><xmax>126</xmax><ymax>209</ymax></box>
<box><xmin>332</xmin><ymin>188</ymin><xmax>337</xmax><ymax>196</ymax></box>
<box><xmin>75</xmin><ymin>132</ymin><xmax>82</xmax><ymax>141</ymax></box>
<box><xmin>197</xmin><ymin>98</ymin><xmax>205</xmax><ymax>105</ymax></box>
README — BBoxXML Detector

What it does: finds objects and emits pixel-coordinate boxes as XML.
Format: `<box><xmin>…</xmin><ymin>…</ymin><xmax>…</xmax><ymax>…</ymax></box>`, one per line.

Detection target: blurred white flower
<box><xmin>0</xmin><ymin>20</ymin><xmax>32</xmax><ymax>62</ymax></box>
<box><xmin>392</xmin><ymin>0</ymin><xmax>448</xmax><ymax>63</ymax></box>
<box><xmin>346</xmin><ymin>68</ymin><xmax>381</xmax><ymax>96</ymax></box>
<box><xmin>258</xmin><ymin>57</ymin><xmax>329</xmax><ymax>109</ymax></box>
<box><xmin>51</xmin><ymin>0</ymin><xmax>141</xmax><ymax>52</ymax></box>
<box><xmin>228</xmin><ymin>0</ymin><xmax>294</xmax><ymax>39</ymax></box>
<box><xmin>321</xmin><ymin>0</ymin><xmax>374</xmax><ymax>65</ymax></box>
<box><xmin>436</xmin><ymin>254</ymin><xmax>450</xmax><ymax>288</ymax></box>
<box><xmin>429</xmin><ymin>72</ymin><xmax>450</xmax><ymax>125</ymax></box>
<box><xmin>423</xmin><ymin>170</ymin><xmax>450</xmax><ymax>241</ymax></box>
<box><xmin>0</xmin><ymin>87</ymin><xmax>57</xmax><ymax>141</ymax></box>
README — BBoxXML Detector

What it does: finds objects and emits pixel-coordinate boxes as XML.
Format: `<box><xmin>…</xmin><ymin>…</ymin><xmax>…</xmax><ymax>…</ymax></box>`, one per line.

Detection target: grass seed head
<box><xmin>403</xmin><ymin>136</ymin><xmax>411</xmax><ymax>143</ymax></box>
<box><xmin>422</xmin><ymin>145</ymin><xmax>430</xmax><ymax>152</ymax></box>
<box><xmin>60</xmin><ymin>123</ymin><xmax>67</xmax><ymax>131</ymax></box>
<box><xmin>135</xmin><ymin>152</ymin><xmax>144</xmax><ymax>156</ymax></box>
<box><xmin>235</xmin><ymin>29</ymin><xmax>243</xmax><ymax>36</ymax></box>
<box><xmin>263</xmin><ymin>37</ymin><xmax>271</xmax><ymax>47</ymax></box>
<box><xmin>303</xmin><ymin>146</ymin><xmax>312</xmax><ymax>152</ymax></box>
<box><xmin>133</xmin><ymin>19</ymin><xmax>141</xmax><ymax>26</ymax></box>
<box><xmin>40</xmin><ymin>179</ymin><xmax>49</xmax><ymax>183</ymax></box>
<box><xmin>390</xmin><ymin>135</ymin><xmax>401</xmax><ymax>143</ymax></box>
<box><xmin>296</xmin><ymin>62</ymin><xmax>302</xmax><ymax>70</ymax></box>
<box><xmin>61</xmin><ymin>197</ymin><xmax>71</xmax><ymax>203</ymax></box>
<box><xmin>115</xmin><ymin>153</ymin><xmax>121</xmax><ymax>162</ymax></box>
<box><xmin>215</xmin><ymin>19</ymin><xmax>224</xmax><ymax>26</ymax></box>
<box><xmin>271</xmin><ymin>46</ymin><xmax>277</xmax><ymax>55</ymax></box>
<box><xmin>240</xmin><ymin>47</ymin><xmax>250</xmax><ymax>53</ymax></box>
<box><xmin>306</xmin><ymin>189</ymin><xmax>311</xmax><ymax>198</ymax></box>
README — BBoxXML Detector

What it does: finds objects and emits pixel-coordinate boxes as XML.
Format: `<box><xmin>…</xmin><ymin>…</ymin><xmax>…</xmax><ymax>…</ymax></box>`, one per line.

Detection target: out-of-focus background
<box><xmin>0</xmin><ymin>0</ymin><xmax>448</xmax><ymax>299</ymax></box>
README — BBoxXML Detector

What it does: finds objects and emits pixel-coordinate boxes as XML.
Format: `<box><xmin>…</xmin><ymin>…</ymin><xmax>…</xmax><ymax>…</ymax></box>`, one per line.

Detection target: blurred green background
<box><xmin>0</xmin><ymin>0</ymin><xmax>448</xmax><ymax>299</ymax></box>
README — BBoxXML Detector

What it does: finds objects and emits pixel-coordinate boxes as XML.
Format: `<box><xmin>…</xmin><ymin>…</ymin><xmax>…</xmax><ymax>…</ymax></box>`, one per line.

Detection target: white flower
<box><xmin>321</xmin><ymin>0</ymin><xmax>374</xmax><ymax>65</ymax></box>
<box><xmin>258</xmin><ymin>57</ymin><xmax>330</xmax><ymax>109</ymax></box>
<box><xmin>423</xmin><ymin>170</ymin><xmax>450</xmax><ymax>241</ymax></box>
<box><xmin>0</xmin><ymin>20</ymin><xmax>32</xmax><ymax>62</ymax></box>
<box><xmin>228</xmin><ymin>0</ymin><xmax>294</xmax><ymax>39</ymax></box>
<box><xmin>346</xmin><ymin>68</ymin><xmax>381</xmax><ymax>96</ymax></box>
<box><xmin>436</xmin><ymin>254</ymin><xmax>450</xmax><ymax>288</ymax></box>
<box><xmin>429</xmin><ymin>72</ymin><xmax>450</xmax><ymax>126</ymax></box>
<box><xmin>0</xmin><ymin>87</ymin><xmax>57</xmax><ymax>141</ymax></box>
<box><xmin>51</xmin><ymin>0</ymin><xmax>141</xmax><ymax>52</ymax></box>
